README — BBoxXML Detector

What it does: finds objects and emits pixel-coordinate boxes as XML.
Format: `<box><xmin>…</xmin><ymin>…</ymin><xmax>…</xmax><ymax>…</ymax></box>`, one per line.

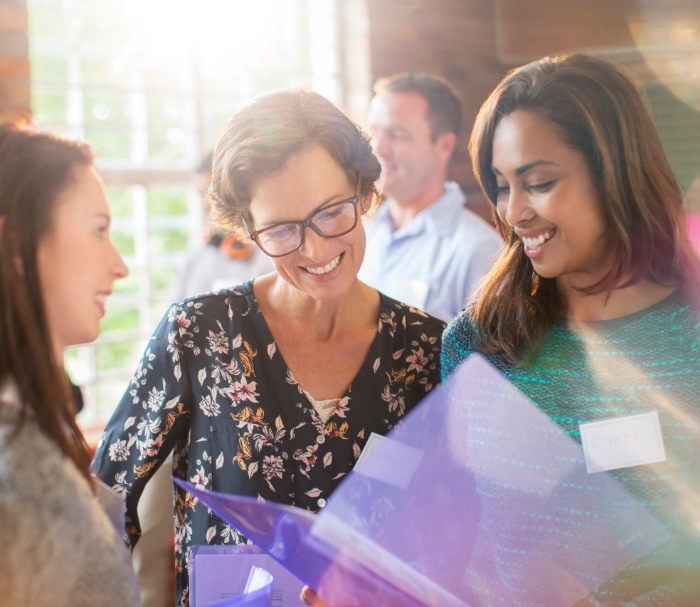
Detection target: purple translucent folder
<box><xmin>176</xmin><ymin>354</ymin><xmax>669</xmax><ymax>607</ymax></box>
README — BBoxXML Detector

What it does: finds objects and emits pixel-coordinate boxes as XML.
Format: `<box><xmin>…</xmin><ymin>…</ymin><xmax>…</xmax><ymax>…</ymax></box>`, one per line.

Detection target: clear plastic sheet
<box><xmin>176</xmin><ymin>354</ymin><xmax>670</xmax><ymax>606</ymax></box>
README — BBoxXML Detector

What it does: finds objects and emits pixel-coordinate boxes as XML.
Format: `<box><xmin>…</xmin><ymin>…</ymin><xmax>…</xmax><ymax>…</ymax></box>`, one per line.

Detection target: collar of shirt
<box><xmin>374</xmin><ymin>181</ymin><xmax>466</xmax><ymax>240</ymax></box>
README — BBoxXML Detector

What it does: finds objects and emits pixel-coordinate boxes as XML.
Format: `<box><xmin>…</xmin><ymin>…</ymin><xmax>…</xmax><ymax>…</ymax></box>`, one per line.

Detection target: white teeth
<box><xmin>522</xmin><ymin>230</ymin><xmax>554</xmax><ymax>249</ymax></box>
<box><xmin>306</xmin><ymin>254</ymin><xmax>341</xmax><ymax>275</ymax></box>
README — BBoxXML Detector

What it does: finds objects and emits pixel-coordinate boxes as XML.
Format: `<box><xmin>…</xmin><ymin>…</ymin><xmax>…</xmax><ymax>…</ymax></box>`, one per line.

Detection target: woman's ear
<box><xmin>360</xmin><ymin>190</ymin><xmax>375</xmax><ymax>215</ymax></box>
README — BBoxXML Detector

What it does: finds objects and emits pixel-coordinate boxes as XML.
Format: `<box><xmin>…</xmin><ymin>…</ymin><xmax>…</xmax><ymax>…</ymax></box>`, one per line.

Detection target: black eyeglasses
<box><xmin>245</xmin><ymin>182</ymin><xmax>362</xmax><ymax>257</ymax></box>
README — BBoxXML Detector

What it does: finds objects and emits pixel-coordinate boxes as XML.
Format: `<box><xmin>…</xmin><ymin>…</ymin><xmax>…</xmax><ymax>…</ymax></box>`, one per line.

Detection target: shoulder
<box><xmin>440</xmin><ymin>309</ymin><xmax>480</xmax><ymax>378</ymax></box>
<box><xmin>0</xmin><ymin>421</ymin><xmax>139</xmax><ymax>605</ymax></box>
<box><xmin>379</xmin><ymin>293</ymin><xmax>447</xmax><ymax>337</ymax></box>
<box><xmin>443</xmin><ymin>308</ymin><xmax>478</xmax><ymax>346</ymax></box>
<box><xmin>0</xmin><ymin>417</ymin><xmax>85</xmax><ymax>503</ymax></box>
<box><xmin>634</xmin><ymin>287</ymin><xmax>700</xmax><ymax>346</ymax></box>
<box><xmin>164</xmin><ymin>282</ymin><xmax>258</xmax><ymax>329</ymax></box>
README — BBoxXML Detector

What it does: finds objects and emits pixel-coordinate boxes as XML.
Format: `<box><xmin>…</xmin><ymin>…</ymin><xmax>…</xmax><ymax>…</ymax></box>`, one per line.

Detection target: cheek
<box><xmin>267</xmin><ymin>255</ymin><xmax>292</xmax><ymax>275</ymax></box>
<box><xmin>495</xmin><ymin>202</ymin><xmax>507</xmax><ymax>224</ymax></box>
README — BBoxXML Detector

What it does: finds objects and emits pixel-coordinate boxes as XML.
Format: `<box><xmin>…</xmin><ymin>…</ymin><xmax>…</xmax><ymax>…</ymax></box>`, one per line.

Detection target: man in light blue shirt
<box><xmin>359</xmin><ymin>73</ymin><xmax>502</xmax><ymax>322</ymax></box>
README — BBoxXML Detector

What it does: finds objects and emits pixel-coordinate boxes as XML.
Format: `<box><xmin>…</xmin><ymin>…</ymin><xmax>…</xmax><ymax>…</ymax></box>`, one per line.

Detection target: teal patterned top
<box><xmin>442</xmin><ymin>290</ymin><xmax>700</xmax><ymax>605</ymax></box>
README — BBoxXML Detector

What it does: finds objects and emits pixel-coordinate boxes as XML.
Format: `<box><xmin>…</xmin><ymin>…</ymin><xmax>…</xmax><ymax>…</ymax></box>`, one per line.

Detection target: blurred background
<box><xmin>1</xmin><ymin>0</ymin><xmax>698</xmax><ymax>433</ymax></box>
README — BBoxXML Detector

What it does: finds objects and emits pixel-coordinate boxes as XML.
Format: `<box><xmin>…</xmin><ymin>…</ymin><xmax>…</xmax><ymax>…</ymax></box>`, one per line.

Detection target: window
<box><xmin>28</xmin><ymin>0</ymin><xmax>367</xmax><ymax>431</ymax></box>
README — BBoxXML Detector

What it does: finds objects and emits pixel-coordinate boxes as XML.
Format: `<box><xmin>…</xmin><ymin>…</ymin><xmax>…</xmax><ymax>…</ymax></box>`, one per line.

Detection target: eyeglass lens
<box><xmin>256</xmin><ymin>197</ymin><xmax>358</xmax><ymax>256</ymax></box>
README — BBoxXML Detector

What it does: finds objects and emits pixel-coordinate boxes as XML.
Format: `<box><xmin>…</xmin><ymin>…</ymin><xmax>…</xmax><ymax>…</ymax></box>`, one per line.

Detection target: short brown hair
<box><xmin>373</xmin><ymin>72</ymin><xmax>462</xmax><ymax>141</ymax></box>
<box><xmin>209</xmin><ymin>89</ymin><xmax>381</xmax><ymax>239</ymax></box>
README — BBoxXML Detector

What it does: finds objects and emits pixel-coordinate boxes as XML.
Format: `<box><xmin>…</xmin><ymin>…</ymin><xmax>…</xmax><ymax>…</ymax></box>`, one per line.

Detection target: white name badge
<box><xmin>579</xmin><ymin>411</ymin><xmax>666</xmax><ymax>474</ymax></box>
<box><xmin>355</xmin><ymin>432</ymin><xmax>423</xmax><ymax>489</ymax></box>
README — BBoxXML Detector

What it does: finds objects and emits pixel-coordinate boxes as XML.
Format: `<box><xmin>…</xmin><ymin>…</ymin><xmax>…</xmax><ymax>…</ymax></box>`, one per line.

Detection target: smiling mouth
<box><xmin>522</xmin><ymin>230</ymin><xmax>554</xmax><ymax>249</ymax></box>
<box><xmin>306</xmin><ymin>253</ymin><xmax>342</xmax><ymax>275</ymax></box>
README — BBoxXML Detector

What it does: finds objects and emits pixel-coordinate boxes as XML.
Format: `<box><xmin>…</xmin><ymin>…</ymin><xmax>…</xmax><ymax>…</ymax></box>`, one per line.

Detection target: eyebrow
<box><xmin>492</xmin><ymin>159</ymin><xmax>560</xmax><ymax>177</ymax></box>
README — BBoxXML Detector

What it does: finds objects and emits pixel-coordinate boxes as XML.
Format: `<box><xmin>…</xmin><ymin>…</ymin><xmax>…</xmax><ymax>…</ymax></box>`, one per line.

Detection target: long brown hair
<box><xmin>0</xmin><ymin>122</ymin><xmax>94</xmax><ymax>484</ymax></box>
<box><xmin>469</xmin><ymin>53</ymin><xmax>700</xmax><ymax>364</ymax></box>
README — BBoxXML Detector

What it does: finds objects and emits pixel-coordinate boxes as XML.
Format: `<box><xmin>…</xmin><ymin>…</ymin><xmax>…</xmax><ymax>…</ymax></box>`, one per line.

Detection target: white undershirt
<box><xmin>302</xmin><ymin>390</ymin><xmax>340</xmax><ymax>424</ymax></box>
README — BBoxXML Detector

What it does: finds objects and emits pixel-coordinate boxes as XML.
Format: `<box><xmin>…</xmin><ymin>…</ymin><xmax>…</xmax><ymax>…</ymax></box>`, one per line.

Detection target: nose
<box><xmin>498</xmin><ymin>187</ymin><xmax>534</xmax><ymax>227</ymax></box>
<box><xmin>299</xmin><ymin>225</ymin><xmax>332</xmax><ymax>260</ymax></box>
<box><xmin>111</xmin><ymin>243</ymin><xmax>129</xmax><ymax>279</ymax></box>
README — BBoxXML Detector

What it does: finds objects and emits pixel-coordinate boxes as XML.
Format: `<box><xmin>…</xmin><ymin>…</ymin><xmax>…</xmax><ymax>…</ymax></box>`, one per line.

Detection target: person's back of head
<box><xmin>0</xmin><ymin>121</ymin><xmax>94</xmax><ymax>482</ymax></box>
<box><xmin>209</xmin><ymin>88</ymin><xmax>381</xmax><ymax>239</ymax></box>
<box><xmin>373</xmin><ymin>72</ymin><xmax>462</xmax><ymax>141</ymax></box>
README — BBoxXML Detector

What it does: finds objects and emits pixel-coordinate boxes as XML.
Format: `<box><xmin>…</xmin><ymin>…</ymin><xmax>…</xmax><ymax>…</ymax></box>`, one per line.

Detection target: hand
<box><xmin>299</xmin><ymin>586</ymin><xmax>329</xmax><ymax>607</ymax></box>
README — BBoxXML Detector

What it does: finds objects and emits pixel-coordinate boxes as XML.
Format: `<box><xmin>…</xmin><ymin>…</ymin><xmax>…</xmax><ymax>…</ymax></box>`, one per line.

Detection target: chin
<box><xmin>74</xmin><ymin>327</ymin><xmax>101</xmax><ymax>347</ymax></box>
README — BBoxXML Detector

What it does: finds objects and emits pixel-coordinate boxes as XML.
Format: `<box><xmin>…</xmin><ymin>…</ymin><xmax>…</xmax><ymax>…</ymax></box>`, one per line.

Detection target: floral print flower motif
<box><xmin>381</xmin><ymin>384</ymin><xmax>405</xmax><ymax>416</ymax></box>
<box><xmin>222</xmin><ymin>375</ymin><xmax>259</xmax><ymax>405</ymax></box>
<box><xmin>206</xmin><ymin>326</ymin><xmax>229</xmax><ymax>355</ymax></box>
<box><xmin>108</xmin><ymin>439</ymin><xmax>130</xmax><ymax>462</ymax></box>
<box><xmin>293</xmin><ymin>443</ymin><xmax>318</xmax><ymax>473</ymax></box>
<box><xmin>406</xmin><ymin>346</ymin><xmax>429</xmax><ymax>373</ymax></box>
<box><xmin>112</xmin><ymin>470</ymin><xmax>129</xmax><ymax>494</ymax></box>
<box><xmin>146</xmin><ymin>383</ymin><xmax>166</xmax><ymax>412</ymax></box>
<box><xmin>140</xmin><ymin>434</ymin><xmax>164</xmax><ymax>458</ymax></box>
<box><xmin>212</xmin><ymin>357</ymin><xmax>241</xmax><ymax>385</ymax></box>
<box><xmin>239</xmin><ymin>340</ymin><xmax>257</xmax><ymax>377</ymax></box>
<box><xmin>326</xmin><ymin>420</ymin><xmax>350</xmax><ymax>439</ymax></box>
<box><xmin>174</xmin><ymin>311</ymin><xmax>191</xmax><ymax>331</ymax></box>
<box><xmin>262</xmin><ymin>454</ymin><xmax>285</xmax><ymax>481</ymax></box>
<box><xmin>233</xmin><ymin>433</ymin><xmax>253</xmax><ymax>471</ymax></box>
<box><xmin>199</xmin><ymin>394</ymin><xmax>220</xmax><ymax>417</ymax></box>
<box><xmin>232</xmin><ymin>405</ymin><xmax>268</xmax><ymax>429</ymax></box>
<box><xmin>253</xmin><ymin>421</ymin><xmax>286</xmax><ymax>451</ymax></box>
<box><xmin>190</xmin><ymin>465</ymin><xmax>208</xmax><ymax>489</ymax></box>
<box><xmin>333</xmin><ymin>396</ymin><xmax>350</xmax><ymax>419</ymax></box>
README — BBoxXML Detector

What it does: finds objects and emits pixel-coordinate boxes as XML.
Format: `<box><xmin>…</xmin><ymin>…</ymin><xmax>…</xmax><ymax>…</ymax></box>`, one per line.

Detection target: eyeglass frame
<box><xmin>243</xmin><ymin>180</ymin><xmax>363</xmax><ymax>258</ymax></box>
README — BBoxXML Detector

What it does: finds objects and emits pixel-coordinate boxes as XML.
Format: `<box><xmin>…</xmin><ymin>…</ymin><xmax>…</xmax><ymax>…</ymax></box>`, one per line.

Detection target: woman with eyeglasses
<box><xmin>92</xmin><ymin>89</ymin><xmax>446</xmax><ymax>606</ymax></box>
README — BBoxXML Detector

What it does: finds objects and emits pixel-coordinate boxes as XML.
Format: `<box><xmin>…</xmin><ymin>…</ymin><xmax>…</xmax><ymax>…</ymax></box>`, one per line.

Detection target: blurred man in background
<box><xmin>359</xmin><ymin>73</ymin><xmax>502</xmax><ymax>322</ymax></box>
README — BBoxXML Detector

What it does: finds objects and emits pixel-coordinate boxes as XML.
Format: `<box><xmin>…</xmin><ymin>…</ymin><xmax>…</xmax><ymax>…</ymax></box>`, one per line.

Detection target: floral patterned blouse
<box><xmin>92</xmin><ymin>281</ymin><xmax>445</xmax><ymax>606</ymax></box>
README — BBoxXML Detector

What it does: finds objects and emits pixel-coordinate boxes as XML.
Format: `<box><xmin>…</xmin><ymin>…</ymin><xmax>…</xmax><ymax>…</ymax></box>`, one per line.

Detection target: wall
<box><xmin>0</xmin><ymin>0</ymin><xmax>30</xmax><ymax>121</ymax></box>
<box><xmin>365</xmin><ymin>0</ymin><xmax>700</xmax><ymax>216</ymax></box>
<box><xmin>367</xmin><ymin>0</ymin><xmax>503</xmax><ymax>218</ymax></box>
<box><xmin>3</xmin><ymin>0</ymin><xmax>699</xmax><ymax>212</ymax></box>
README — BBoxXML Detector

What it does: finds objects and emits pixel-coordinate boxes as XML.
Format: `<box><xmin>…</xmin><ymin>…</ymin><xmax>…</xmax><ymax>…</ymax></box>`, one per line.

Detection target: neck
<box><xmin>387</xmin><ymin>182</ymin><xmax>446</xmax><ymax>230</ymax></box>
<box><xmin>256</xmin><ymin>275</ymin><xmax>378</xmax><ymax>341</ymax></box>
<box><xmin>561</xmin><ymin>280</ymin><xmax>676</xmax><ymax>322</ymax></box>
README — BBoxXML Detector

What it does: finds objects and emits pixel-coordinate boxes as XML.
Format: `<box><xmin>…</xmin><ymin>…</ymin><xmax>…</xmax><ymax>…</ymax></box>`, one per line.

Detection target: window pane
<box><xmin>28</xmin><ymin>0</ymin><xmax>350</xmax><ymax>429</ymax></box>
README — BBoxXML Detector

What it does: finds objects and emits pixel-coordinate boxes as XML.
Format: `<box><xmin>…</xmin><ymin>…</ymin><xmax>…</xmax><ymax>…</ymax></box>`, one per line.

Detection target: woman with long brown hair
<box><xmin>443</xmin><ymin>53</ymin><xmax>700</xmax><ymax>604</ymax></box>
<box><xmin>0</xmin><ymin>122</ymin><xmax>136</xmax><ymax>605</ymax></box>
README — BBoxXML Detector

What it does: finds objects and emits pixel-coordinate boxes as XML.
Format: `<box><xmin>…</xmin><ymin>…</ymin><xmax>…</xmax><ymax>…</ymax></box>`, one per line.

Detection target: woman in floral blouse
<box><xmin>92</xmin><ymin>89</ymin><xmax>446</xmax><ymax>606</ymax></box>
